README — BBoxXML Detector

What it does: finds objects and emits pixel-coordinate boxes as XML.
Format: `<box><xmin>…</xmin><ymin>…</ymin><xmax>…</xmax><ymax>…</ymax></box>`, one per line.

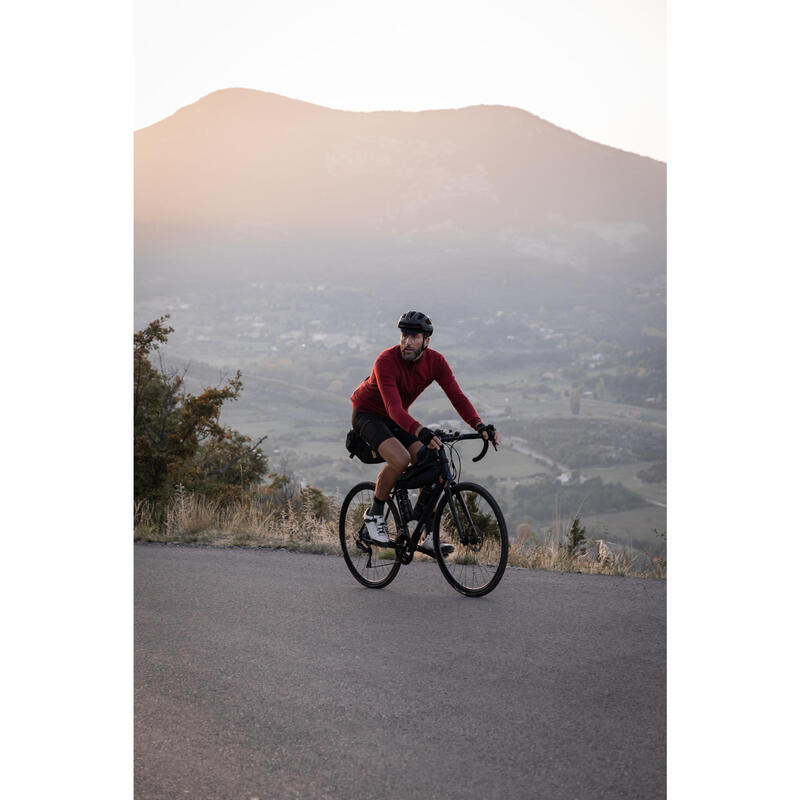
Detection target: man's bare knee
<box><xmin>391</xmin><ymin>454</ymin><xmax>410</xmax><ymax>472</ymax></box>
<box><xmin>378</xmin><ymin>438</ymin><xmax>411</xmax><ymax>473</ymax></box>
<box><xmin>386</xmin><ymin>448</ymin><xmax>410</xmax><ymax>472</ymax></box>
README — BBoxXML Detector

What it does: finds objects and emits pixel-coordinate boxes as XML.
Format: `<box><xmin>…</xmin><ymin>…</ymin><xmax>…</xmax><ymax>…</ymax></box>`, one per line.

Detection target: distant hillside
<box><xmin>134</xmin><ymin>88</ymin><xmax>665</xmax><ymax>295</ymax></box>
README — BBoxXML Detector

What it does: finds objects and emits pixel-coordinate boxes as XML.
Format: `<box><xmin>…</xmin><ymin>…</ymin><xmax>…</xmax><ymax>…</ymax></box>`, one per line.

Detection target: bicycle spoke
<box><xmin>435</xmin><ymin>483</ymin><xmax>508</xmax><ymax>596</ymax></box>
<box><xmin>339</xmin><ymin>483</ymin><xmax>401</xmax><ymax>589</ymax></box>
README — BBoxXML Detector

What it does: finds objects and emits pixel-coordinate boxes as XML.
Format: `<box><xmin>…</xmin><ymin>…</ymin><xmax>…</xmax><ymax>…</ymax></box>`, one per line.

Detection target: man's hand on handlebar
<box><xmin>476</xmin><ymin>422</ymin><xmax>499</xmax><ymax>447</ymax></box>
<box><xmin>417</xmin><ymin>426</ymin><xmax>443</xmax><ymax>450</ymax></box>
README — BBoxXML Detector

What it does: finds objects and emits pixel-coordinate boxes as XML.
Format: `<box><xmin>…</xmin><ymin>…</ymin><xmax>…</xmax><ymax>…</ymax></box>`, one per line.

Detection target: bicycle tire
<box><xmin>339</xmin><ymin>481</ymin><xmax>401</xmax><ymax>589</ymax></box>
<box><xmin>433</xmin><ymin>481</ymin><xmax>508</xmax><ymax>597</ymax></box>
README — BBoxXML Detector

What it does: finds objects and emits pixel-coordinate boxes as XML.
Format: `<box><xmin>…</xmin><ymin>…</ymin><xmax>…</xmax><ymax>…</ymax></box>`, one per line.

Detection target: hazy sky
<box><xmin>136</xmin><ymin>0</ymin><xmax>665</xmax><ymax>161</ymax></box>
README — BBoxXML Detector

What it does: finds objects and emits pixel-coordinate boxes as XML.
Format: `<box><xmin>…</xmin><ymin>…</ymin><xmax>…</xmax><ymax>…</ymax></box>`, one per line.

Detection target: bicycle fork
<box><xmin>437</xmin><ymin>455</ymin><xmax>480</xmax><ymax>547</ymax></box>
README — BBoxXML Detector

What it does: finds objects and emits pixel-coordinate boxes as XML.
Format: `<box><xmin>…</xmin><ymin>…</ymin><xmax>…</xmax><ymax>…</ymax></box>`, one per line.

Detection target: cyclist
<box><xmin>350</xmin><ymin>310</ymin><xmax>498</xmax><ymax>556</ymax></box>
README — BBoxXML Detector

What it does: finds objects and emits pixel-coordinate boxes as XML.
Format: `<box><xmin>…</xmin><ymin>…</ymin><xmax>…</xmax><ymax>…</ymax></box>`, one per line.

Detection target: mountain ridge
<box><xmin>137</xmin><ymin>88</ymin><xmax>663</xmax><ymax>165</ymax></box>
<box><xmin>135</xmin><ymin>87</ymin><xmax>665</xmax><ymax>308</ymax></box>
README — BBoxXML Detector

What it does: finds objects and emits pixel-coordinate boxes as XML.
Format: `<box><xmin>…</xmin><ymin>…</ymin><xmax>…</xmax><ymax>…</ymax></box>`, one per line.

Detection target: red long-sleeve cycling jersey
<box><xmin>350</xmin><ymin>345</ymin><xmax>482</xmax><ymax>435</ymax></box>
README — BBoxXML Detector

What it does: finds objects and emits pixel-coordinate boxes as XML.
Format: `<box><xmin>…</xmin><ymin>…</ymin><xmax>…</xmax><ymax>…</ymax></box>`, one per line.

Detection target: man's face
<box><xmin>400</xmin><ymin>330</ymin><xmax>428</xmax><ymax>361</ymax></box>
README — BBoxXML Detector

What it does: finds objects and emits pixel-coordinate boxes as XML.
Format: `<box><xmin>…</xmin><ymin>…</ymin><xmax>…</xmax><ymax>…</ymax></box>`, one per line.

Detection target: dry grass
<box><xmin>508</xmin><ymin>523</ymin><xmax>666</xmax><ymax>579</ymax></box>
<box><xmin>135</xmin><ymin>490</ymin><xmax>665</xmax><ymax>578</ymax></box>
<box><xmin>134</xmin><ymin>488</ymin><xmax>340</xmax><ymax>554</ymax></box>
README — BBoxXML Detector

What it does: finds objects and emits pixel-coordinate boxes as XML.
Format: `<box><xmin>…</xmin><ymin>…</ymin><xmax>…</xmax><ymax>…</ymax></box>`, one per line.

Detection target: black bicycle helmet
<box><xmin>397</xmin><ymin>311</ymin><xmax>434</xmax><ymax>336</ymax></box>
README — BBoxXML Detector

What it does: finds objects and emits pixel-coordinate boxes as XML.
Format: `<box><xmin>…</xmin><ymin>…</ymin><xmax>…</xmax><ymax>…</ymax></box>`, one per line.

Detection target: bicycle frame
<box><xmin>340</xmin><ymin>426</ymin><xmax>507</xmax><ymax>596</ymax></box>
<box><xmin>390</xmin><ymin>445</ymin><xmax>480</xmax><ymax>563</ymax></box>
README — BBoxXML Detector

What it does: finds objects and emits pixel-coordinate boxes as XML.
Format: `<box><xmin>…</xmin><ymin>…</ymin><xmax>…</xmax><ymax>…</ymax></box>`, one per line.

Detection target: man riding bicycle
<box><xmin>350</xmin><ymin>310</ymin><xmax>498</xmax><ymax>557</ymax></box>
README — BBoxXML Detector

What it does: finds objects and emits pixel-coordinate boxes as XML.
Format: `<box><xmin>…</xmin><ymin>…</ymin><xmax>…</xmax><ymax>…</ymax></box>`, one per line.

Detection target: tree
<box><xmin>134</xmin><ymin>316</ymin><xmax>268</xmax><ymax>506</ymax></box>
<box><xmin>567</xmin><ymin>517</ymin><xmax>587</xmax><ymax>554</ymax></box>
<box><xmin>594</xmin><ymin>376</ymin><xmax>607</xmax><ymax>401</ymax></box>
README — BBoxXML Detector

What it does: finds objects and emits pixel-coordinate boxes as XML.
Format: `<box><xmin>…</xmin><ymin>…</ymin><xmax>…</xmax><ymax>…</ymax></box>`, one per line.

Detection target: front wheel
<box><xmin>339</xmin><ymin>482</ymin><xmax>401</xmax><ymax>589</ymax></box>
<box><xmin>433</xmin><ymin>482</ymin><xmax>508</xmax><ymax>597</ymax></box>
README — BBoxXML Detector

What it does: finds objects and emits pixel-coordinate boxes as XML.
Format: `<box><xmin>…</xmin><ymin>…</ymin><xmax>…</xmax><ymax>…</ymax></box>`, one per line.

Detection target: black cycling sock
<box><xmin>370</xmin><ymin>497</ymin><xmax>385</xmax><ymax>517</ymax></box>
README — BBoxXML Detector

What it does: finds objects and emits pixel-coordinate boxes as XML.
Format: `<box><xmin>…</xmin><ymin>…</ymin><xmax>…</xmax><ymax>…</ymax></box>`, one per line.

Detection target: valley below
<box><xmin>135</xmin><ymin>276</ymin><xmax>666</xmax><ymax>558</ymax></box>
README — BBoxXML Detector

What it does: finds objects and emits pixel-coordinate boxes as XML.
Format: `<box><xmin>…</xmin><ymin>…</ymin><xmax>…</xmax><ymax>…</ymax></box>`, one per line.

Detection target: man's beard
<box><xmin>401</xmin><ymin>345</ymin><xmax>423</xmax><ymax>361</ymax></box>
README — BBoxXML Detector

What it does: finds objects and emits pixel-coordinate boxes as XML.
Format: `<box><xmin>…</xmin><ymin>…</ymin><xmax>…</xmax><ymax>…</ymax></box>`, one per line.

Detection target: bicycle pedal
<box><xmin>359</xmin><ymin>530</ymin><xmax>395</xmax><ymax>548</ymax></box>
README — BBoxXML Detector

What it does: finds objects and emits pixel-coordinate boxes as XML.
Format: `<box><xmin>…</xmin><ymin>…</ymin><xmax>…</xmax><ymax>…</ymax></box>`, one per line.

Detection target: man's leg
<box><xmin>352</xmin><ymin>411</ymin><xmax>424</xmax><ymax>542</ymax></box>
<box><xmin>360</xmin><ymin>437</ymin><xmax>408</xmax><ymax>543</ymax></box>
<box><xmin>408</xmin><ymin>439</ymin><xmax>426</xmax><ymax>465</ymax></box>
<box><xmin>373</xmin><ymin>437</ymin><xmax>412</xmax><ymax>506</ymax></box>
<box><xmin>373</xmin><ymin>437</ymin><xmax>428</xmax><ymax>503</ymax></box>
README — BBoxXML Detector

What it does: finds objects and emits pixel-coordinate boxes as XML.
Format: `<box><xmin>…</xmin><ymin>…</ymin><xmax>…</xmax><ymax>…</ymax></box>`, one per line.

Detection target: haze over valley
<box><xmin>135</xmin><ymin>89</ymin><xmax>666</xmax><ymax>553</ymax></box>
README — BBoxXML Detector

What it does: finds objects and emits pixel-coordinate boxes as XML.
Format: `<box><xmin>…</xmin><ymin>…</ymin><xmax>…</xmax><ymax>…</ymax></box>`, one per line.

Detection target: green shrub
<box><xmin>134</xmin><ymin>316</ymin><xmax>268</xmax><ymax>509</ymax></box>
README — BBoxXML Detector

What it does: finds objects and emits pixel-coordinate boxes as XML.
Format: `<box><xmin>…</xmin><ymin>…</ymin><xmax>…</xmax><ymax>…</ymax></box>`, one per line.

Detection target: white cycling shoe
<box><xmin>418</xmin><ymin>536</ymin><xmax>454</xmax><ymax>558</ymax></box>
<box><xmin>362</xmin><ymin>511</ymin><xmax>391</xmax><ymax>545</ymax></box>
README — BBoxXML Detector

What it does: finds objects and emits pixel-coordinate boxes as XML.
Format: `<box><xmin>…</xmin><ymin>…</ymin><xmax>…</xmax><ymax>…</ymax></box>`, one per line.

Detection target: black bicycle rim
<box><xmin>434</xmin><ymin>482</ymin><xmax>508</xmax><ymax>597</ymax></box>
<box><xmin>339</xmin><ymin>482</ymin><xmax>401</xmax><ymax>589</ymax></box>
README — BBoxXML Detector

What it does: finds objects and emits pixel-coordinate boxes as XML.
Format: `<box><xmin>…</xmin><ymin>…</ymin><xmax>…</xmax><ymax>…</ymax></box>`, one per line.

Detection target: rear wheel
<box><xmin>433</xmin><ymin>482</ymin><xmax>508</xmax><ymax>597</ymax></box>
<box><xmin>339</xmin><ymin>482</ymin><xmax>401</xmax><ymax>589</ymax></box>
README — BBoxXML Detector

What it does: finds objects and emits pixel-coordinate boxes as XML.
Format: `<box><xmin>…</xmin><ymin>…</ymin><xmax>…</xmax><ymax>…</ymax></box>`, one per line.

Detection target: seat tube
<box><xmin>395</xmin><ymin>488</ymin><xmax>413</xmax><ymax>527</ymax></box>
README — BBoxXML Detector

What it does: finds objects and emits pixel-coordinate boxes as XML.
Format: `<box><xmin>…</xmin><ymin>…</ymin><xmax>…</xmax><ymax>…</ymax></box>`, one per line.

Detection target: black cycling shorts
<box><xmin>351</xmin><ymin>410</ymin><xmax>419</xmax><ymax>453</ymax></box>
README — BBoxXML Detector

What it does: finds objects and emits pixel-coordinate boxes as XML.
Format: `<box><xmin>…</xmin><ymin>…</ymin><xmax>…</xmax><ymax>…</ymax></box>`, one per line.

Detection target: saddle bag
<box><xmin>345</xmin><ymin>429</ymin><xmax>385</xmax><ymax>464</ymax></box>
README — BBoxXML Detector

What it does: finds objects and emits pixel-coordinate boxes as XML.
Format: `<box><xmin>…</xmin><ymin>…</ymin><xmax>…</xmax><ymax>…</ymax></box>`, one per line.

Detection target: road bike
<box><xmin>339</xmin><ymin>430</ymin><xmax>508</xmax><ymax>597</ymax></box>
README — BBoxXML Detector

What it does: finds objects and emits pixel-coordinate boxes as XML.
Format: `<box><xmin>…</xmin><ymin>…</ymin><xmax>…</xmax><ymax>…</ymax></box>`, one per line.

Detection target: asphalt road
<box><xmin>135</xmin><ymin>544</ymin><xmax>665</xmax><ymax>800</ymax></box>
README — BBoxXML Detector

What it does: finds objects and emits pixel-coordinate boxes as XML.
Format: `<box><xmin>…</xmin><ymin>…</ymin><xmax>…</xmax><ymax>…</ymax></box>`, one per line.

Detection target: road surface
<box><xmin>135</xmin><ymin>543</ymin><xmax>665</xmax><ymax>799</ymax></box>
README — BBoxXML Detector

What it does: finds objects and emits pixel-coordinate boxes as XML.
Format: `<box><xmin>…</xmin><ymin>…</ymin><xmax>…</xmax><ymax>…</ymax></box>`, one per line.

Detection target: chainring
<box><xmin>394</xmin><ymin>532</ymin><xmax>414</xmax><ymax>564</ymax></box>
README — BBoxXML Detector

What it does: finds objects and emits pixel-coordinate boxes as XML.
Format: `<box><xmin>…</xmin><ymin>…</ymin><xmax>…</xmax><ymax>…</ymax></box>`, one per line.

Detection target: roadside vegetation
<box><xmin>508</xmin><ymin>518</ymin><xmax>665</xmax><ymax>578</ymax></box>
<box><xmin>135</xmin><ymin>485</ymin><xmax>341</xmax><ymax>554</ymax></box>
<box><xmin>134</xmin><ymin>317</ymin><xmax>665</xmax><ymax>578</ymax></box>
<box><xmin>134</xmin><ymin>484</ymin><xmax>665</xmax><ymax>579</ymax></box>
